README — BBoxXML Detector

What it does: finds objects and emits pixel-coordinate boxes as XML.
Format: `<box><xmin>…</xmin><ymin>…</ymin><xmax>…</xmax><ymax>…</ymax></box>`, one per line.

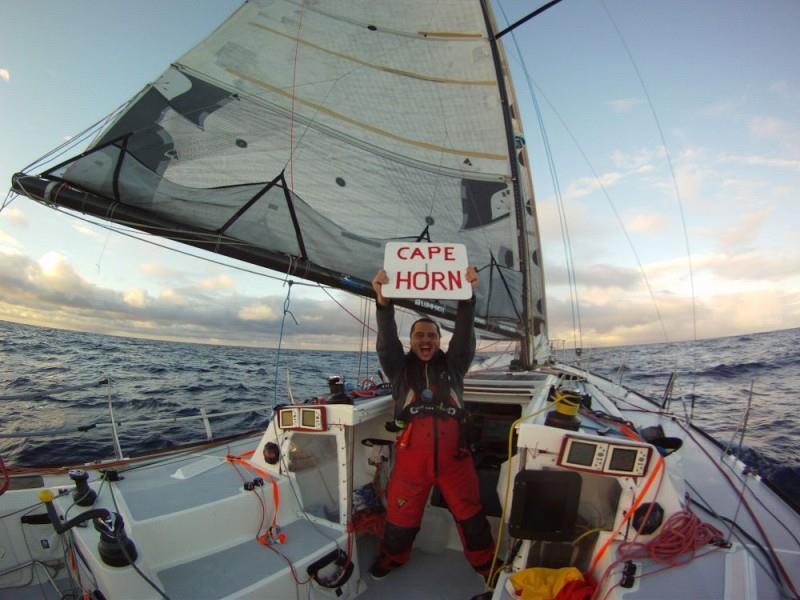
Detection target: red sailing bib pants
<box><xmin>378</xmin><ymin>412</ymin><xmax>494</xmax><ymax>574</ymax></box>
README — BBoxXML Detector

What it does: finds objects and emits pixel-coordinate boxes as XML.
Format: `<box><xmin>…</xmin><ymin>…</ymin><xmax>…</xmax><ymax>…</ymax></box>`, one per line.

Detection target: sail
<box><xmin>13</xmin><ymin>0</ymin><xmax>548</xmax><ymax>361</ymax></box>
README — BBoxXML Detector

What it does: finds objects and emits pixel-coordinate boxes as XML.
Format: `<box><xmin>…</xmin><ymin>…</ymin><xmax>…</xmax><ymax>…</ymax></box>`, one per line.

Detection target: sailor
<box><xmin>369</xmin><ymin>267</ymin><xmax>495</xmax><ymax>580</ymax></box>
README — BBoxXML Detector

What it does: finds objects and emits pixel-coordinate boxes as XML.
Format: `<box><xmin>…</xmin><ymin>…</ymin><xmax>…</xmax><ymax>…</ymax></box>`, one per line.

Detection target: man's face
<box><xmin>410</xmin><ymin>321</ymin><xmax>440</xmax><ymax>362</ymax></box>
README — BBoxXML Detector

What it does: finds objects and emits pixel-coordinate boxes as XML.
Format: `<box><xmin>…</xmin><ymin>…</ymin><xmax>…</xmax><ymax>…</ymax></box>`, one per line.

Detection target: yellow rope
<box><xmin>486</xmin><ymin>401</ymin><xmax>552</xmax><ymax>589</ymax></box>
<box><xmin>572</xmin><ymin>528</ymin><xmax>603</xmax><ymax>546</ymax></box>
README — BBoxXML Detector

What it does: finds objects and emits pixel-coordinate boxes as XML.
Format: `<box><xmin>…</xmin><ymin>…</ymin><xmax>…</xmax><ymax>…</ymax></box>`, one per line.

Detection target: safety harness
<box><xmin>396</xmin><ymin>352</ymin><xmax>470</xmax><ymax>454</ymax></box>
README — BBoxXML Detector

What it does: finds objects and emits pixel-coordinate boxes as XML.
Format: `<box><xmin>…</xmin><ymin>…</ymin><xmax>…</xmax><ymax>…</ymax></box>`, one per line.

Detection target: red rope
<box><xmin>617</xmin><ymin>508</ymin><xmax>723</xmax><ymax>566</ymax></box>
<box><xmin>225</xmin><ymin>450</ymin><xmax>280</xmax><ymax>531</ymax></box>
<box><xmin>589</xmin><ymin>456</ymin><xmax>664</xmax><ymax>573</ymax></box>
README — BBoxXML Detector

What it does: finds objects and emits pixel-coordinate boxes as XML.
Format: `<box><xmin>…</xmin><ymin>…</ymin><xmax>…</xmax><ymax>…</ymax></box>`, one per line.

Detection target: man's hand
<box><xmin>372</xmin><ymin>268</ymin><xmax>390</xmax><ymax>306</ymax></box>
<box><xmin>466</xmin><ymin>265</ymin><xmax>479</xmax><ymax>289</ymax></box>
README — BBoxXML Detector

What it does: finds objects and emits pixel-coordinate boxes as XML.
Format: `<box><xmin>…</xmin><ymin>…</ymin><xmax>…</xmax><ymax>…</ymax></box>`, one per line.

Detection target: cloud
<box><xmin>0</xmin><ymin>251</ymin><xmax>373</xmax><ymax>348</ymax></box>
<box><xmin>0</xmin><ymin>68</ymin><xmax>9</xmax><ymax>82</ymax></box>
<box><xmin>1</xmin><ymin>207</ymin><xmax>27</xmax><ymax>226</ymax></box>
<box><xmin>671</xmin><ymin>160</ymin><xmax>710</xmax><ymax>205</ymax></box>
<box><xmin>38</xmin><ymin>251</ymin><xmax>76</xmax><ymax>282</ymax></box>
<box><xmin>546</xmin><ymin>263</ymin><xmax>640</xmax><ymax>290</ymax></box>
<box><xmin>140</xmin><ymin>261</ymin><xmax>194</xmax><ymax>286</ymax></box>
<box><xmin>123</xmin><ymin>288</ymin><xmax>148</xmax><ymax>308</ymax></box>
<box><xmin>748</xmin><ymin>116</ymin><xmax>785</xmax><ymax>138</ymax></box>
<box><xmin>627</xmin><ymin>214</ymin><xmax>670</xmax><ymax>233</ymax></box>
<box><xmin>159</xmin><ymin>289</ymin><xmax>187</xmax><ymax>305</ymax></box>
<box><xmin>546</xmin><ymin>268</ymin><xmax>800</xmax><ymax>347</ymax></box>
<box><xmin>720</xmin><ymin>153</ymin><xmax>800</xmax><ymax>171</ymax></box>
<box><xmin>607</xmin><ymin>97</ymin><xmax>642</xmax><ymax>113</ymax></box>
<box><xmin>200</xmin><ymin>274</ymin><xmax>234</xmax><ymax>290</ymax></box>
<box><xmin>239</xmin><ymin>304</ymin><xmax>276</xmax><ymax>321</ymax></box>
<box><xmin>610</xmin><ymin>148</ymin><xmax>659</xmax><ymax>170</ymax></box>
<box><xmin>72</xmin><ymin>222</ymin><xmax>105</xmax><ymax>238</ymax></box>
<box><xmin>141</xmin><ymin>261</ymin><xmax>171</xmax><ymax>277</ymax></box>
<box><xmin>564</xmin><ymin>171</ymin><xmax>623</xmax><ymax>201</ymax></box>
<box><xmin>699</xmin><ymin>99</ymin><xmax>741</xmax><ymax>118</ymax></box>
<box><xmin>0</xmin><ymin>231</ymin><xmax>22</xmax><ymax>251</ymax></box>
<box><xmin>768</xmin><ymin>80</ymin><xmax>788</xmax><ymax>94</ymax></box>
<box><xmin>718</xmin><ymin>209</ymin><xmax>771</xmax><ymax>251</ymax></box>
<box><xmin>647</xmin><ymin>250</ymin><xmax>800</xmax><ymax>284</ymax></box>
<box><xmin>748</xmin><ymin>115</ymin><xmax>799</xmax><ymax>149</ymax></box>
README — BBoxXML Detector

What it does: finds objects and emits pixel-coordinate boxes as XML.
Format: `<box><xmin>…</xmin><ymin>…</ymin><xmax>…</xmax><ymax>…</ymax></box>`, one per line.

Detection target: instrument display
<box><xmin>558</xmin><ymin>435</ymin><xmax>651</xmax><ymax>477</ymax></box>
<box><xmin>277</xmin><ymin>406</ymin><xmax>327</xmax><ymax>432</ymax></box>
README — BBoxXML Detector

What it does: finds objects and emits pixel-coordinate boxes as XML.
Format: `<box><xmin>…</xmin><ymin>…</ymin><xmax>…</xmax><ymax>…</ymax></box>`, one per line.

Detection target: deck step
<box><xmin>157</xmin><ymin>519</ymin><xmax>351</xmax><ymax>599</ymax></box>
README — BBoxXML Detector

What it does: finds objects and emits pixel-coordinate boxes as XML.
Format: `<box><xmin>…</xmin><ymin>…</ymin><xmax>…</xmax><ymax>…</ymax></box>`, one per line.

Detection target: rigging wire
<box><xmin>686</xmin><ymin>481</ymin><xmax>793</xmax><ymax>596</ymax></box>
<box><xmin>499</xmin><ymin>6</ymin><xmax>674</xmax><ymax>350</ymax></box>
<box><xmin>357</xmin><ymin>298</ymin><xmax>368</xmax><ymax>379</ymax></box>
<box><xmin>29</xmin><ymin>205</ymin><xmax>319</xmax><ymax>286</ymax></box>
<box><xmin>600</xmin><ymin>0</ymin><xmax>697</xmax><ymax>385</ymax></box>
<box><xmin>673</xmin><ymin>419</ymin><xmax>799</xmax><ymax>598</ymax></box>
<box><xmin>506</xmin><ymin>77</ymin><xmax>671</xmax><ymax>346</ymax></box>
<box><xmin>1</xmin><ymin>190</ymin><xmax>16</xmax><ymax>213</ymax></box>
<box><xmin>493</xmin><ymin>2</ymin><xmax>681</xmax><ymax>356</ymax></box>
<box><xmin>364</xmin><ymin>301</ymin><xmax>371</xmax><ymax>379</ymax></box>
<box><xmin>318</xmin><ymin>285</ymin><xmax>377</xmax><ymax>333</ymax></box>
<box><xmin>8</xmin><ymin>189</ymin><xmax>387</xmax><ymax>355</ymax></box>
<box><xmin>20</xmin><ymin>101</ymin><xmax>128</xmax><ymax>174</ymax></box>
<box><xmin>273</xmin><ymin>283</ymin><xmax>298</xmax><ymax>409</ymax></box>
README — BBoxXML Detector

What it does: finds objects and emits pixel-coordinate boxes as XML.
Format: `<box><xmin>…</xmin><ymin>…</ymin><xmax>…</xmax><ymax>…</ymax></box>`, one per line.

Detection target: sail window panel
<box><xmin>178</xmin><ymin>0</ymin><xmax>510</xmax><ymax>177</ymax></box>
<box><xmin>57</xmin><ymin>147</ymin><xmax>302</xmax><ymax>257</ymax></box>
<box><xmin>53</xmin><ymin>146</ymin><xmax>122</xmax><ymax>202</ymax></box>
<box><xmin>114</xmin><ymin>161</ymin><xmax>279</xmax><ymax>236</ymax></box>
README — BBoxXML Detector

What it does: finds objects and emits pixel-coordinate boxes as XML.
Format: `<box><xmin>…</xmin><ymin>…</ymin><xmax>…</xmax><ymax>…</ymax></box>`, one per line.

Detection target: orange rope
<box><xmin>225</xmin><ymin>450</ymin><xmax>280</xmax><ymax>529</ymax></box>
<box><xmin>589</xmin><ymin>456</ymin><xmax>664</xmax><ymax>573</ymax></box>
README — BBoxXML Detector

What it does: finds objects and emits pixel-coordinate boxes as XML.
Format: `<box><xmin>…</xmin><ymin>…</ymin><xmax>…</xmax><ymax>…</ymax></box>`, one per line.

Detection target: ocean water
<box><xmin>1</xmin><ymin>319</ymin><xmax>798</xmax><ymax>503</ymax></box>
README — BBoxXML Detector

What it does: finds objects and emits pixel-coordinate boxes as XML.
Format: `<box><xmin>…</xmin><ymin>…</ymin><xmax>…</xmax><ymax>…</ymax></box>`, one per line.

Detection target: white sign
<box><xmin>382</xmin><ymin>242</ymin><xmax>471</xmax><ymax>300</ymax></box>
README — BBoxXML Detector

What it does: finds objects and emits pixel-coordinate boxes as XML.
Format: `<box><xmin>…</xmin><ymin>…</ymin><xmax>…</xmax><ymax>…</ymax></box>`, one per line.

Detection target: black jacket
<box><xmin>375</xmin><ymin>300</ymin><xmax>476</xmax><ymax>419</ymax></box>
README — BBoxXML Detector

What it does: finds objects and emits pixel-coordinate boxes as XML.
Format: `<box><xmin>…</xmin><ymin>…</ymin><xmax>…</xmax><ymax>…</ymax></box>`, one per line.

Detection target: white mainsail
<box><xmin>16</xmin><ymin>0</ymin><xmax>548</xmax><ymax>362</ymax></box>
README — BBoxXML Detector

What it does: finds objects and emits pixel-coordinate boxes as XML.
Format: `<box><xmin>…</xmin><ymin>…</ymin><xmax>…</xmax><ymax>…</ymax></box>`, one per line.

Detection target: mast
<box><xmin>479</xmin><ymin>0</ymin><xmax>542</xmax><ymax>368</ymax></box>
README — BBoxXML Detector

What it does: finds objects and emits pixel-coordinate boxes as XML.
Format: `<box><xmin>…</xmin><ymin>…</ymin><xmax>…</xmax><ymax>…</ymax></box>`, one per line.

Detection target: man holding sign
<box><xmin>370</xmin><ymin>256</ymin><xmax>495</xmax><ymax>581</ymax></box>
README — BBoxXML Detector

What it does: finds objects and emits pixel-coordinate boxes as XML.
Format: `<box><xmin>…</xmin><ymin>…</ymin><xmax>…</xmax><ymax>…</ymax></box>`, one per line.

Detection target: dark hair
<box><xmin>410</xmin><ymin>317</ymin><xmax>441</xmax><ymax>337</ymax></box>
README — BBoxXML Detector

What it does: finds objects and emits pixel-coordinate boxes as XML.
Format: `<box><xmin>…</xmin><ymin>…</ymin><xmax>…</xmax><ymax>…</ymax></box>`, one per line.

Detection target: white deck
<box><xmin>1</xmin><ymin>368</ymin><xmax>798</xmax><ymax>600</ymax></box>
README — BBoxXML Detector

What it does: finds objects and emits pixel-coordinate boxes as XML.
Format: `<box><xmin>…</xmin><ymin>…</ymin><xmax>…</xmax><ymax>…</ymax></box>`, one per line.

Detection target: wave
<box><xmin>2</xmin><ymin>319</ymin><xmax>798</xmax><ymax>504</ymax></box>
<box><xmin>696</xmin><ymin>361</ymin><xmax>769</xmax><ymax>378</ymax></box>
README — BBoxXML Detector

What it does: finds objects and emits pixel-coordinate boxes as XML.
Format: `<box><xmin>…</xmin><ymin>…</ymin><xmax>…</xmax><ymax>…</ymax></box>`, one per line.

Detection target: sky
<box><xmin>0</xmin><ymin>0</ymin><xmax>798</xmax><ymax>351</ymax></box>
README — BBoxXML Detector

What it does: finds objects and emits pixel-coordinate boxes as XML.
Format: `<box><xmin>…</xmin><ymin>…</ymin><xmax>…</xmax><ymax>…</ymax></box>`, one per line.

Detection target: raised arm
<box><xmin>446</xmin><ymin>266</ymin><xmax>478</xmax><ymax>374</ymax></box>
<box><xmin>373</xmin><ymin>269</ymin><xmax>405</xmax><ymax>380</ymax></box>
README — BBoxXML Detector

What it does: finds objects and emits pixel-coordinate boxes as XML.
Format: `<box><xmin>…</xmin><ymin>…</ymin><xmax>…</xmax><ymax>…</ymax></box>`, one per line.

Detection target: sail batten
<box><xmin>12</xmin><ymin>0</ymin><xmax>549</xmax><ymax>355</ymax></box>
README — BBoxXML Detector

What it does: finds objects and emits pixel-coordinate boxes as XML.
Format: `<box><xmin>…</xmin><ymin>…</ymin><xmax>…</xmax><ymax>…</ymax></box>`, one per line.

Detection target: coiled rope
<box><xmin>617</xmin><ymin>508</ymin><xmax>723</xmax><ymax>565</ymax></box>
